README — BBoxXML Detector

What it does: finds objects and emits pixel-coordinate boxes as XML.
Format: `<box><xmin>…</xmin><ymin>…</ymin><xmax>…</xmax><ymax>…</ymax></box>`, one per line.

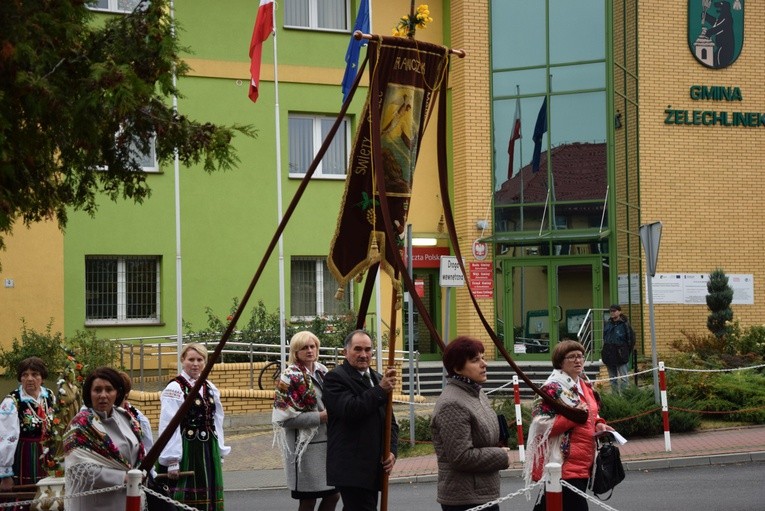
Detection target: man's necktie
<box><xmin>362</xmin><ymin>372</ymin><xmax>373</xmax><ymax>387</ymax></box>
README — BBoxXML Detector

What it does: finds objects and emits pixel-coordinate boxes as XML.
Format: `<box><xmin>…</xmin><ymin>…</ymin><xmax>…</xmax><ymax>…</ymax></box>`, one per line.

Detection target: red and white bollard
<box><xmin>125</xmin><ymin>469</ymin><xmax>142</xmax><ymax>511</ymax></box>
<box><xmin>512</xmin><ymin>375</ymin><xmax>525</xmax><ymax>462</ymax></box>
<box><xmin>659</xmin><ymin>361</ymin><xmax>672</xmax><ymax>451</ymax></box>
<box><xmin>544</xmin><ymin>462</ymin><xmax>562</xmax><ymax>511</ymax></box>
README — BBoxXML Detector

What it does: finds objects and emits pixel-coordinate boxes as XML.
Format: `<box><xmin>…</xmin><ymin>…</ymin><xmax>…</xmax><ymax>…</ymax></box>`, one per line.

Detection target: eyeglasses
<box><xmin>564</xmin><ymin>354</ymin><xmax>585</xmax><ymax>361</ymax></box>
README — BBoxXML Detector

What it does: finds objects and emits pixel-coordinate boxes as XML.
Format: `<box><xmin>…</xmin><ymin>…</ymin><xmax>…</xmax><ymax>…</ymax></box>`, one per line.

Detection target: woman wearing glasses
<box><xmin>525</xmin><ymin>339</ymin><xmax>613</xmax><ymax>511</ymax></box>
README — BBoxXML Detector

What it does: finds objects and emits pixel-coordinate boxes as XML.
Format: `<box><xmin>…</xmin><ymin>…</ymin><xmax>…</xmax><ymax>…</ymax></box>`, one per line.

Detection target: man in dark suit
<box><xmin>323</xmin><ymin>329</ymin><xmax>398</xmax><ymax>510</ymax></box>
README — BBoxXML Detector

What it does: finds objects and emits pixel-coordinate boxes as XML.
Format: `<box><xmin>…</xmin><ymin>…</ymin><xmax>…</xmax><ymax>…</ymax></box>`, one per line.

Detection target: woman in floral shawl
<box><xmin>272</xmin><ymin>331</ymin><xmax>339</xmax><ymax>511</ymax></box>
<box><xmin>63</xmin><ymin>367</ymin><xmax>145</xmax><ymax>511</ymax></box>
<box><xmin>524</xmin><ymin>340</ymin><xmax>613</xmax><ymax>511</ymax></box>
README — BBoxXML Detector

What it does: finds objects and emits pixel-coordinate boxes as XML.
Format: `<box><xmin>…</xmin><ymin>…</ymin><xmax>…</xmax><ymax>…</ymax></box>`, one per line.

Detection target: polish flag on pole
<box><xmin>507</xmin><ymin>97</ymin><xmax>521</xmax><ymax>180</ymax></box>
<box><xmin>249</xmin><ymin>0</ymin><xmax>274</xmax><ymax>103</ymax></box>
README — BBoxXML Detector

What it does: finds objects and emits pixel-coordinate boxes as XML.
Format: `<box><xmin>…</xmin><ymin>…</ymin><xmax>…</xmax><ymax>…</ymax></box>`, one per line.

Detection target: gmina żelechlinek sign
<box><xmin>665</xmin><ymin>85</ymin><xmax>764</xmax><ymax>127</ymax></box>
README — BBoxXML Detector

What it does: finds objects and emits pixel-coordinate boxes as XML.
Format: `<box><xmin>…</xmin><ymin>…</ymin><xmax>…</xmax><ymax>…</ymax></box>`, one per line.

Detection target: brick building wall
<box><xmin>450</xmin><ymin>0</ymin><xmax>497</xmax><ymax>357</ymax></box>
<box><xmin>638</xmin><ymin>2</ymin><xmax>765</xmax><ymax>352</ymax></box>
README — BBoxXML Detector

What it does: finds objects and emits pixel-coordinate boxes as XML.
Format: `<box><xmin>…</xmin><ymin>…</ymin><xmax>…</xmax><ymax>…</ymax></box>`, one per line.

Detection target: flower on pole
<box><xmin>392</xmin><ymin>4</ymin><xmax>433</xmax><ymax>38</ymax></box>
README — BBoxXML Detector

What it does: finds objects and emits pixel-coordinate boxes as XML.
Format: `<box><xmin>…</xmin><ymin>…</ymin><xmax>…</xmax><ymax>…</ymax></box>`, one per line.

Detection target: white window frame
<box><xmin>85</xmin><ymin>255</ymin><xmax>161</xmax><ymax>325</ymax></box>
<box><xmin>288</xmin><ymin>114</ymin><xmax>350</xmax><ymax>180</ymax></box>
<box><xmin>283</xmin><ymin>0</ymin><xmax>351</xmax><ymax>33</ymax></box>
<box><xmin>290</xmin><ymin>257</ymin><xmax>352</xmax><ymax>321</ymax></box>
<box><xmin>129</xmin><ymin>134</ymin><xmax>159</xmax><ymax>173</ymax></box>
<box><xmin>87</xmin><ymin>0</ymin><xmax>144</xmax><ymax>14</ymax></box>
<box><xmin>99</xmin><ymin>129</ymin><xmax>158</xmax><ymax>173</ymax></box>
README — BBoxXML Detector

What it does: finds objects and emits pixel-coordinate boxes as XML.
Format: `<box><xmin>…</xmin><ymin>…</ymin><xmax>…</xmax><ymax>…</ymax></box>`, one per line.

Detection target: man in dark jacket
<box><xmin>323</xmin><ymin>329</ymin><xmax>398</xmax><ymax>510</ymax></box>
<box><xmin>602</xmin><ymin>304</ymin><xmax>636</xmax><ymax>393</ymax></box>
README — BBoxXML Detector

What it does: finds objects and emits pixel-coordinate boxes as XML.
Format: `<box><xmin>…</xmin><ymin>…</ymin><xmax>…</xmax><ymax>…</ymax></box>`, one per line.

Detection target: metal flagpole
<box><xmin>517</xmin><ymin>85</ymin><xmax>526</xmax><ymax>323</ymax></box>
<box><xmin>170</xmin><ymin>0</ymin><xmax>183</xmax><ymax>372</ymax></box>
<box><xmin>271</xmin><ymin>4</ymin><xmax>287</xmax><ymax>366</ymax></box>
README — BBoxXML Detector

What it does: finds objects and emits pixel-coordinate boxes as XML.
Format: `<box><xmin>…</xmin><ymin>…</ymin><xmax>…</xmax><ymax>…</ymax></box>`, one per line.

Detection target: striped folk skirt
<box><xmin>158</xmin><ymin>435</ymin><xmax>224</xmax><ymax>511</ymax></box>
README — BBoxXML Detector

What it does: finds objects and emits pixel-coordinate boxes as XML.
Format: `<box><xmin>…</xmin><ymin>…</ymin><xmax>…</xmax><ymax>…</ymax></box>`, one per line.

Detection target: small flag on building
<box><xmin>341</xmin><ymin>0</ymin><xmax>370</xmax><ymax>103</ymax></box>
<box><xmin>248</xmin><ymin>0</ymin><xmax>275</xmax><ymax>103</ymax></box>
<box><xmin>531</xmin><ymin>97</ymin><xmax>547</xmax><ymax>173</ymax></box>
<box><xmin>507</xmin><ymin>96</ymin><xmax>521</xmax><ymax>179</ymax></box>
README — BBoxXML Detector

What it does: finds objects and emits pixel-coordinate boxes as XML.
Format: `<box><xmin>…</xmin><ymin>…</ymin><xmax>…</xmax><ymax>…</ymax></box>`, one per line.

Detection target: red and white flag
<box><xmin>507</xmin><ymin>97</ymin><xmax>521</xmax><ymax>179</ymax></box>
<box><xmin>248</xmin><ymin>0</ymin><xmax>274</xmax><ymax>103</ymax></box>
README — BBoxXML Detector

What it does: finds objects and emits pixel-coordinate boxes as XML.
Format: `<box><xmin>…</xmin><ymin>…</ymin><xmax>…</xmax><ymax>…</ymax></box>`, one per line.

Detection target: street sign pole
<box><xmin>639</xmin><ymin>221</ymin><xmax>662</xmax><ymax>403</ymax></box>
<box><xmin>439</xmin><ymin>256</ymin><xmax>465</xmax><ymax>389</ymax></box>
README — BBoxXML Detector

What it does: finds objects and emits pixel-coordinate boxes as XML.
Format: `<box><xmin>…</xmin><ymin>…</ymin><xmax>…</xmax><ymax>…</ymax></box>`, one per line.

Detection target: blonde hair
<box><xmin>181</xmin><ymin>342</ymin><xmax>208</xmax><ymax>362</ymax></box>
<box><xmin>288</xmin><ymin>331</ymin><xmax>321</xmax><ymax>365</ymax></box>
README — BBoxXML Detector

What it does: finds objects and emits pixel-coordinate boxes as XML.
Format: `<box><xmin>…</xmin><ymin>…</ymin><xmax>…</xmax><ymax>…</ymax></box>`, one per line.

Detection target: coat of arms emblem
<box><xmin>688</xmin><ymin>0</ymin><xmax>744</xmax><ymax>69</ymax></box>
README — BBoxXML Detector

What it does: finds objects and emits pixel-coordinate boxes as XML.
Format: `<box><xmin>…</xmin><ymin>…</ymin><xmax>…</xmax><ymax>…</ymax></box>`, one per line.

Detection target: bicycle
<box><xmin>257</xmin><ymin>359</ymin><xmax>337</xmax><ymax>390</ymax></box>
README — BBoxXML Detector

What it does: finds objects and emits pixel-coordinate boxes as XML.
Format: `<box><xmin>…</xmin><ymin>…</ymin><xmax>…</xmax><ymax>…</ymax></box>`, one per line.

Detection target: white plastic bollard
<box><xmin>125</xmin><ymin>469</ymin><xmax>142</xmax><ymax>511</ymax></box>
<box><xmin>544</xmin><ymin>462</ymin><xmax>562</xmax><ymax>511</ymax></box>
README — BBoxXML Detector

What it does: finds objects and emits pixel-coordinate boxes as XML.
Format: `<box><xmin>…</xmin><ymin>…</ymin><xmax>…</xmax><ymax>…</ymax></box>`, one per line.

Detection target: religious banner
<box><xmin>328</xmin><ymin>36</ymin><xmax>449</xmax><ymax>295</ymax></box>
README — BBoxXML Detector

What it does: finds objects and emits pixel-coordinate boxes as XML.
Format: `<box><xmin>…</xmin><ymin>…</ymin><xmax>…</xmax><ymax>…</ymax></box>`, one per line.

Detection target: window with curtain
<box><xmin>85</xmin><ymin>256</ymin><xmax>161</xmax><ymax>324</ymax></box>
<box><xmin>283</xmin><ymin>0</ymin><xmax>349</xmax><ymax>31</ymax></box>
<box><xmin>291</xmin><ymin>257</ymin><xmax>351</xmax><ymax>318</ymax></box>
<box><xmin>288</xmin><ymin>114</ymin><xmax>349</xmax><ymax>178</ymax></box>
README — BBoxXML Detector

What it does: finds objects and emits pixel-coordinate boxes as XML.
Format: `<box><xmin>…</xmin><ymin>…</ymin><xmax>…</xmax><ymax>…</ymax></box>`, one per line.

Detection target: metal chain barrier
<box><xmin>0</xmin><ymin>483</ymin><xmax>203</xmax><ymax>511</ymax></box>
<box><xmin>462</xmin><ymin>480</ymin><xmax>543</xmax><ymax>511</ymax></box>
<box><xmin>664</xmin><ymin>362</ymin><xmax>765</xmax><ymax>373</ymax></box>
<box><xmin>141</xmin><ymin>485</ymin><xmax>202</xmax><ymax>511</ymax></box>
<box><xmin>588</xmin><ymin>366</ymin><xmax>655</xmax><ymax>384</ymax></box>
<box><xmin>560</xmin><ymin>480</ymin><xmax>621</xmax><ymax>511</ymax></box>
<box><xmin>0</xmin><ymin>483</ymin><xmax>125</xmax><ymax>509</ymax></box>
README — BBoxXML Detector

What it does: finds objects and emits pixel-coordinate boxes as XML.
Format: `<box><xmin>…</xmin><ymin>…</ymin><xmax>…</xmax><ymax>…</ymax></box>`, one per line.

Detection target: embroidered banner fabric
<box><xmin>328</xmin><ymin>36</ymin><xmax>449</xmax><ymax>290</ymax></box>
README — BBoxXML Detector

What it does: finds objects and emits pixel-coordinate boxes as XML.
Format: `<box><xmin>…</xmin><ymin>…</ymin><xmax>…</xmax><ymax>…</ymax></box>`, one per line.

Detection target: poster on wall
<box><xmin>469</xmin><ymin>262</ymin><xmax>493</xmax><ymax>299</ymax></box>
<box><xmin>617</xmin><ymin>274</ymin><xmax>641</xmax><ymax>304</ymax></box>
<box><xmin>648</xmin><ymin>273</ymin><xmax>754</xmax><ymax>305</ymax></box>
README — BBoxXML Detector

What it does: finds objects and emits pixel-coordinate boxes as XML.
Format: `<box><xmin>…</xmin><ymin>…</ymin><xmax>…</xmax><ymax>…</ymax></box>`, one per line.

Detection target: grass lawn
<box><xmin>398</xmin><ymin>442</ymin><xmax>435</xmax><ymax>458</ymax></box>
<box><xmin>698</xmin><ymin>419</ymin><xmax>753</xmax><ymax>430</ymax></box>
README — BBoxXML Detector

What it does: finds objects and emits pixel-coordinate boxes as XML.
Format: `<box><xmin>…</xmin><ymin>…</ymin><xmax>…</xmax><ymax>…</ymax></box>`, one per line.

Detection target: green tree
<box><xmin>0</xmin><ymin>0</ymin><xmax>254</xmax><ymax>252</ymax></box>
<box><xmin>706</xmin><ymin>268</ymin><xmax>734</xmax><ymax>342</ymax></box>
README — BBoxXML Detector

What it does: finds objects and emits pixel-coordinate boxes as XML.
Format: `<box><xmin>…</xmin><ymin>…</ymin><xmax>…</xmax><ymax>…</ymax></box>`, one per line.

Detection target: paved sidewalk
<box><xmin>221</xmin><ymin>420</ymin><xmax>765</xmax><ymax>491</ymax></box>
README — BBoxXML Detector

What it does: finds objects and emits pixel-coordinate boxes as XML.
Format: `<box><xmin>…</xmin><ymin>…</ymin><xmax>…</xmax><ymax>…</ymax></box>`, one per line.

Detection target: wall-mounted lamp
<box><xmin>412</xmin><ymin>237</ymin><xmax>438</xmax><ymax>247</ymax></box>
<box><xmin>476</xmin><ymin>219</ymin><xmax>489</xmax><ymax>231</ymax></box>
<box><xmin>614</xmin><ymin>110</ymin><xmax>623</xmax><ymax>130</ymax></box>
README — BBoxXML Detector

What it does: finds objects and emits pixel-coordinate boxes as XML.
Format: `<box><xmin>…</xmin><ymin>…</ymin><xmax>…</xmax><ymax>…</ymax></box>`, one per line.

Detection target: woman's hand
<box><xmin>168</xmin><ymin>462</ymin><xmax>180</xmax><ymax>480</ymax></box>
<box><xmin>503</xmin><ymin>447</ymin><xmax>513</xmax><ymax>466</ymax></box>
<box><xmin>0</xmin><ymin>477</ymin><xmax>14</xmax><ymax>491</ymax></box>
<box><xmin>595</xmin><ymin>422</ymin><xmax>614</xmax><ymax>433</ymax></box>
<box><xmin>319</xmin><ymin>410</ymin><xmax>328</xmax><ymax>423</ymax></box>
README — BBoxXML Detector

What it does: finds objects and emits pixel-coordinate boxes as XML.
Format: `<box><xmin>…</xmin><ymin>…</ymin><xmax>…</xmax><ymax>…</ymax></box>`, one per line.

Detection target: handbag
<box><xmin>588</xmin><ymin>433</ymin><xmax>625</xmax><ymax>499</ymax></box>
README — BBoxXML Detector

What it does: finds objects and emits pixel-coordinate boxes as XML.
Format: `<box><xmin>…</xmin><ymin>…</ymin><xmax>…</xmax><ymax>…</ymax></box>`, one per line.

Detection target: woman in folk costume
<box><xmin>272</xmin><ymin>331</ymin><xmax>339</xmax><ymax>511</ymax></box>
<box><xmin>525</xmin><ymin>340</ymin><xmax>614</xmax><ymax>511</ymax></box>
<box><xmin>0</xmin><ymin>357</ymin><xmax>56</xmax><ymax>509</ymax></box>
<box><xmin>63</xmin><ymin>367</ymin><xmax>145</xmax><ymax>511</ymax></box>
<box><xmin>157</xmin><ymin>343</ymin><xmax>230</xmax><ymax>511</ymax></box>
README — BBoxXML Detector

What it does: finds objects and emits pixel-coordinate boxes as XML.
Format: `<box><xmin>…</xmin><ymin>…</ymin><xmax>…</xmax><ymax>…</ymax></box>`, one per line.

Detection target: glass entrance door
<box><xmin>501</xmin><ymin>256</ymin><xmax>602</xmax><ymax>360</ymax></box>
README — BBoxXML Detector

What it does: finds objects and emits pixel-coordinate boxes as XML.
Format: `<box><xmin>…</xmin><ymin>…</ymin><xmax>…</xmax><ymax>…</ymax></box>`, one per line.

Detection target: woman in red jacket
<box><xmin>524</xmin><ymin>340</ymin><xmax>614</xmax><ymax>511</ymax></box>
